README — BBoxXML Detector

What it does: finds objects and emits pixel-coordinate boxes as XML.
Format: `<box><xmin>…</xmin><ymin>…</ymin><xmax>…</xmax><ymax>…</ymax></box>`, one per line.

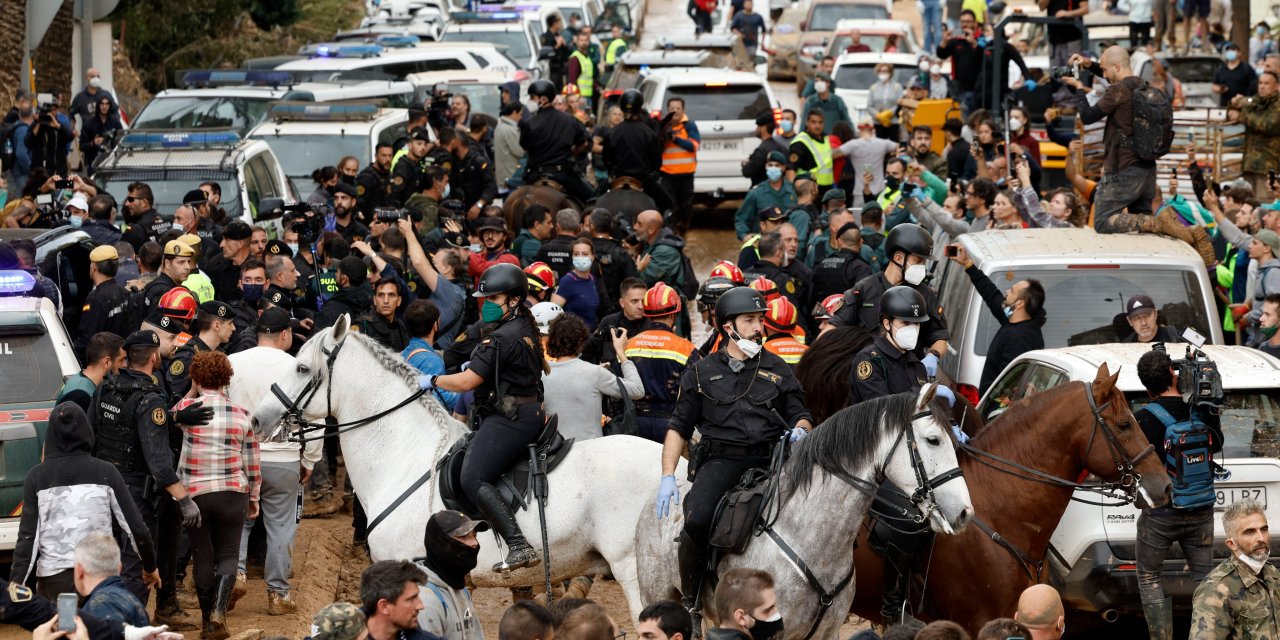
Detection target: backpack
<box><xmin>1123</xmin><ymin>79</ymin><xmax>1174</xmax><ymax>162</ymax></box>
<box><xmin>1145</xmin><ymin>403</ymin><xmax>1216</xmax><ymax>510</ymax></box>
<box><xmin>678</xmin><ymin>251</ymin><xmax>699</xmax><ymax>301</ymax></box>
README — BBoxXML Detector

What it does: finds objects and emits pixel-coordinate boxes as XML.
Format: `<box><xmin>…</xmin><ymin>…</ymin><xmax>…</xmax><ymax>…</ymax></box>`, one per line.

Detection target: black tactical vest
<box><xmin>91</xmin><ymin>373</ymin><xmax>154</xmax><ymax>475</ymax></box>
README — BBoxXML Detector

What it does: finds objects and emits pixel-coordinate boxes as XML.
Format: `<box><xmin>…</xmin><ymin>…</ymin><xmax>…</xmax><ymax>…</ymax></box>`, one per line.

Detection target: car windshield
<box><xmin>97</xmin><ymin>172</ymin><xmax>241</xmax><ymax>220</ymax></box>
<box><xmin>664</xmin><ymin>85</ymin><xmax>770</xmax><ymax>121</ymax></box>
<box><xmin>828</xmin><ymin>34</ymin><xmax>913</xmax><ymax>54</ymax></box>
<box><xmin>809</xmin><ymin>4</ymin><xmax>889</xmax><ymax>30</ymax></box>
<box><xmin>834</xmin><ymin>64</ymin><xmax>917</xmax><ymax>89</ymax></box>
<box><xmin>132</xmin><ymin>96</ymin><xmax>275</xmax><ymax>134</ymax></box>
<box><xmin>442</xmin><ymin>30</ymin><xmax>532</xmax><ymax>62</ymax></box>
<box><xmin>250</xmin><ymin>134</ymin><xmax>370</xmax><ymax>185</ymax></box>
<box><xmin>1129</xmin><ymin>391</ymin><xmax>1280</xmax><ymax>460</ymax></box>
<box><xmin>1164</xmin><ymin>58</ymin><xmax>1220</xmax><ymax>83</ymax></box>
<box><xmin>0</xmin><ymin>329</ymin><xmax>62</xmax><ymax>404</ymax></box>
<box><xmin>972</xmin><ymin>268</ymin><xmax>1213</xmax><ymax>355</ymax></box>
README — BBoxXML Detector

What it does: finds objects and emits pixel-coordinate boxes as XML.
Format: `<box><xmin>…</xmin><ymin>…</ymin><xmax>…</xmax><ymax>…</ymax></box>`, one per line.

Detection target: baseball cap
<box><xmin>476</xmin><ymin>216</ymin><xmax>506</xmax><ymax>232</ymax></box>
<box><xmin>222</xmin><ymin>220</ymin><xmax>252</xmax><ymax>241</ymax></box>
<box><xmin>409</xmin><ymin>126</ymin><xmax>432</xmax><ymax>142</ymax></box>
<box><xmin>66</xmin><ymin>194</ymin><xmax>89</xmax><ymax>212</ymax></box>
<box><xmin>766</xmin><ymin>150</ymin><xmax>786</xmax><ymax>165</ymax></box>
<box><xmin>257</xmin><ymin>306</ymin><xmax>292</xmax><ymax>333</ymax></box>
<box><xmin>311</xmin><ymin>602</ymin><xmax>366</xmax><ymax>640</ymax></box>
<box><xmin>856</xmin><ymin>115</ymin><xmax>875</xmax><ymax>129</ymax></box>
<box><xmin>182</xmin><ymin>189</ymin><xmax>208</xmax><ymax>206</ymax></box>
<box><xmin>1256</xmin><ymin>229</ymin><xmax>1280</xmax><ymax>256</ymax></box>
<box><xmin>1125</xmin><ymin>294</ymin><xmax>1156</xmax><ymax>319</ymax></box>
<box><xmin>163</xmin><ymin>240</ymin><xmax>196</xmax><ymax>257</ymax></box>
<box><xmin>89</xmin><ymin>245</ymin><xmax>119</xmax><ymax>263</ymax></box>
<box><xmin>760</xmin><ymin>207</ymin><xmax>787</xmax><ymax>222</ymax></box>
<box><xmin>429</xmin><ymin>509</ymin><xmax>490</xmax><ymax>536</ymax></box>
<box><xmin>123</xmin><ymin>330</ymin><xmax>160</xmax><ymax>349</ymax></box>
<box><xmin>1263</xmin><ymin>200</ymin><xmax>1280</xmax><ymax>212</ymax></box>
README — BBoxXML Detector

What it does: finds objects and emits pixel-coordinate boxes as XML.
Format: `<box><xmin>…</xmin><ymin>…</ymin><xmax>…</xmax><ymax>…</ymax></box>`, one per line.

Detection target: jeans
<box><xmin>1093</xmin><ymin>163</ymin><xmax>1158</xmax><ymax>232</ymax></box>
<box><xmin>1136</xmin><ymin>508</ymin><xmax>1215</xmax><ymax>606</ymax></box>
<box><xmin>922</xmin><ymin>1</ymin><xmax>943</xmax><ymax>54</ymax></box>
<box><xmin>238</xmin><ymin>462</ymin><xmax>301</xmax><ymax>594</ymax></box>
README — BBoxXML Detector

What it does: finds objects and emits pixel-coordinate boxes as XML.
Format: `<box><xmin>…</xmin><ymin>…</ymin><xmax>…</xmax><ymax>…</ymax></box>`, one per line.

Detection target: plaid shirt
<box><xmin>173</xmin><ymin>392</ymin><xmax>261</xmax><ymax>501</ymax></box>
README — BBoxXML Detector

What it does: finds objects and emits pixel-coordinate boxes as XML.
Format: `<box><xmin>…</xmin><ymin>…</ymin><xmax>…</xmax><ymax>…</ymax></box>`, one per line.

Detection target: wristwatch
<box><xmin>927</xmin><ymin>348</ymin><xmax>942</xmax><ymax>359</ymax></box>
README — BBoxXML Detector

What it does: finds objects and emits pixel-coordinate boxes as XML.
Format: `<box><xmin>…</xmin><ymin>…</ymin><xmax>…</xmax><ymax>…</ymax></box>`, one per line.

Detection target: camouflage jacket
<box><xmin>1191</xmin><ymin>555</ymin><xmax>1280</xmax><ymax>639</ymax></box>
<box><xmin>1239</xmin><ymin>93</ymin><xmax>1280</xmax><ymax>176</ymax></box>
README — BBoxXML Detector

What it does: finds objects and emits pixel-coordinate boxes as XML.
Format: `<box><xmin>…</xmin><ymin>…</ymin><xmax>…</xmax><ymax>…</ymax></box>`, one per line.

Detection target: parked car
<box><xmin>766</xmin><ymin>0</ymin><xmax>890</xmax><ymax>89</ymax></box>
<box><xmin>248</xmin><ymin>102</ymin><xmax>408</xmax><ymax>195</ymax></box>
<box><xmin>832</xmin><ymin>52</ymin><xmax>946</xmax><ymax>121</ymax></box>
<box><xmin>1132</xmin><ymin>52</ymin><xmax>1223</xmax><ymax>109</ymax></box>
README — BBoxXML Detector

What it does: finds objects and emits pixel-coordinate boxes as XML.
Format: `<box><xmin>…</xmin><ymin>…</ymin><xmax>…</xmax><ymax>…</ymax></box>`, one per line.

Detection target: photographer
<box><xmin>24</xmin><ymin>101</ymin><xmax>72</xmax><ymax>177</ymax></box>
<box><xmin>1133</xmin><ymin>347</ymin><xmax>1224</xmax><ymax>640</ymax></box>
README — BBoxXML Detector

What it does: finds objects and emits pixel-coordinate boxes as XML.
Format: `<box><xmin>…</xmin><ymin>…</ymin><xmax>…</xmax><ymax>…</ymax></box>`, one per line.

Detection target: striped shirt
<box><xmin>173</xmin><ymin>391</ymin><xmax>261</xmax><ymax>500</ymax></box>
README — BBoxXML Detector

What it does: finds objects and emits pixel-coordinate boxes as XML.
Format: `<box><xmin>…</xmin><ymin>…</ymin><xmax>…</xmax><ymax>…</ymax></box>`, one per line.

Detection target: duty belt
<box><xmin>704</xmin><ymin>440</ymin><xmax>773</xmax><ymax>458</ymax></box>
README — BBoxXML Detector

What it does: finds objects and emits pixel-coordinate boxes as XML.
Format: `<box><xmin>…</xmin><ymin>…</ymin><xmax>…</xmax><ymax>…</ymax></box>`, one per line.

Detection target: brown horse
<box><xmin>500</xmin><ymin>182</ymin><xmax>581</xmax><ymax>231</ymax></box>
<box><xmin>849</xmin><ymin>364</ymin><xmax>1173</xmax><ymax>634</ymax></box>
<box><xmin>795</xmin><ymin>326</ymin><xmax>873</xmax><ymax>424</ymax></box>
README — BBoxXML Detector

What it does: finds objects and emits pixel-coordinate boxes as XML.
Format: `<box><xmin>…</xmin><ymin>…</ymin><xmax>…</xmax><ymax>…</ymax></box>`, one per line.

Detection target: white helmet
<box><xmin>531</xmin><ymin>302</ymin><xmax>564</xmax><ymax>335</ymax></box>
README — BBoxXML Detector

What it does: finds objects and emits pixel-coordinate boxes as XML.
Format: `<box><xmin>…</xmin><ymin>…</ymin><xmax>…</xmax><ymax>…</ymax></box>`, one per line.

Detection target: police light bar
<box><xmin>0</xmin><ymin>271</ymin><xmax>36</xmax><ymax>294</ymax></box>
<box><xmin>299</xmin><ymin>43</ymin><xmax>385</xmax><ymax>58</ymax></box>
<box><xmin>477</xmin><ymin>3</ymin><xmax>541</xmax><ymax>11</ymax></box>
<box><xmin>375</xmin><ymin>34</ymin><xmax>421</xmax><ymax>47</ymax></box>
<box><xmin>181</xmin><ymin>70</ymin><xmax>294</xmax><ymax>88</ymax></box>
<box><xmin>118</xmin><ymin>131</ymin><xmax>243</xmax><ymax>150</ymax></box>
<box><xmin>451</xmin><ymin>10</ymin><xmax>522</xmax><ymax>20</ymax></box>
<box><xmin>269</xmin><ymin>101</ymin><xmax>382</xmax><ymax>122</ymax></box>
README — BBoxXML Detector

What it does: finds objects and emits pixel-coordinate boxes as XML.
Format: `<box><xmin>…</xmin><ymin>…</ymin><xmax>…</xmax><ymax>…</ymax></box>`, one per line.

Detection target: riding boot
<box><xmin>474</xmin><ymin>483</ymin><xmax>540</xmax><ymax>572</ymax></box>
<box><xmin>677</xmin><ymin>533</ymin><xmax>707</xmax><ymax>638</ymax></box>
<box><xmin>205</xmin><ymin>575</ymin><xmax>235</xmax><ymax>640</ymax></box>
<box><xmin>1142</xmin><ymin>596</ymin><xmax>1173</xmax><ymax>640</ymax></box>
<box><xmin>196</xmin><ymin>587</ymin><xmax>213</xmax><ymax>638</ymax></box>
<box><xmin>880</xmin><ymin>544</ymin><xmax>924</xmax><ymax>629</ymax></box>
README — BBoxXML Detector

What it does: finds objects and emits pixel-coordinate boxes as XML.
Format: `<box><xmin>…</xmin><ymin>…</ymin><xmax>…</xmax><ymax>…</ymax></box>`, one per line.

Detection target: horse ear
<box><xmin>1092</xmin><ymin>363</ymin><xmax>1119</xmax><ymax>398</ymax></box>
<box><xmin>1095</xmin><ymin>362</ymin><xmax>1112</xmax><ymax>381</ymax></box>
<box><xmin>333</xmin><ymin>314</ymin><xmax>351</xmax><ymax>343</ymax></box>
<box><xmin>920</xmin><ymin>383</ymin><xmax>938</xmax><ymax>409</ymax></box>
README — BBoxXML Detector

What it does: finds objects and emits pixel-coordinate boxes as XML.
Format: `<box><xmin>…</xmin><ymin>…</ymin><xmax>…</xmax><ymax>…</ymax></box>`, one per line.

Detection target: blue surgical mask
<box><xmin>766</xmin><ymin>166</ymin><xmax>784</xmax><ymax>182</ymax></box>
<box><xmin>1225</xmin><ymin>49</ymin><xmax>1239</xmax><ymax>62</ymax></box>
<box><xmin>779</xmin><ymin>120</ymin><xmax>793</xmax><ymax>134</ymax></box>
<box><xmin>242</xmin><ymin>284</ymin><xmax>264</xmax><ymax>304</ymax></box>
<box><xmin>1003</xmin><ymin>305</ymin><xmax>1013</xmax><ymax>319</ymax></box>
<box><xmin>442</xmin><ymin>183</ymin><xmax>451</xmax><ymax>199</ymax></box>
<box><xmin>572</xmin><ymin>256</ymin><xmax>593</xmax><ymax>272</ymax></box>
<box><xmin>68</xmin><ymin>215</ymin><xmax>83</xmax><ymax>228</ymax></box>
<box><xmin>286</xmin><ymin>242</ymin><xmax>299</xmax><ymax>255</ymax></box>
<box><xmin>976</xmin><ymin>35</ymin><xmax>988</xmax><ymax>47</ymax></box>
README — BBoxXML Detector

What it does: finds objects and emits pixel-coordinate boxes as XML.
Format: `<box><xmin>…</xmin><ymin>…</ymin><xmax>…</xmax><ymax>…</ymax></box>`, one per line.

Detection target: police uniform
<box><xmin>307</xmin><ymin>267</ymin><xmax>341</xmax><ymax>312</ymax></box>
<box><xmin>165</xmin><ymin>335</ymin><xmax>210</xmax><ymax>402</ymax></box>
<box><xmin>743</xmin><ymin>261</ymin><xmax>805</xmax><ymax>315</ymax></box>
<box><xmin>356</xmin><ymin>162</ymin><xmax>394</xmax><ymax>217</ymax></box>
<box><xmin>451</xmin><ymin>151</ymin><xmax>497</xmax><ymax>212</ymax></box>
<box><xmin>848</xmin><ymin>335</ymin><xmax>927</xmax><ymax>406</ymax></box>
<box><xmin>518</xmin><ymin>106</ymin><xmax>593</xmax><ymax>203</ymax></box>
<box><xmin>77</xmin><ymin>260</ymin><xmax>131</xmax><ymax>356</ymax></box>
<box><xmin>141</xmin><ymin>273</ymin><xmax>180</xmax><ymax>314</ymax></box>
<box><xmin>624</xmin><ymin>321</ymin><xmax>700</xmax><ymax>442</ymax></box>
<box><xmin>601</xmin><ymin>118</ymin><xmax>673</xmax><ymax>211</ymax></box>
<box><xmin>836</xmin><ymin>273</ymin><xmax>949</xmax><ymax>351</ymax></box>
<box><xmin>390</xmin><ymin>130</ymin><xmax>432</xmax><ymax>205</ymax></box>
<box><xmin>812</xmin><ymin>247</ymin><xmax>873</xmax><ymax>304</ymax></box>
<box><xmin>122</xmin><ymin>209</ymin><xmax>173</xmax><ymax>251</ymax></box>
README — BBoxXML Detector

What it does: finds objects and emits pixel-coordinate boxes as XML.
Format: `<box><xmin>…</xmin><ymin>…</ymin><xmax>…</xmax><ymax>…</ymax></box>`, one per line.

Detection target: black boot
<box><xmin>677</xmin><ymin>533</ymin><xmax>707</xmax><ymax>639</ymax></box>
<box><xmin>474</xmin><ymin>483</ymin><xmax>540</xmax><ymax>572</ymax></box>
<box><xmin>204</xmin><ymin>576</ymin><xmax>235</xmax><ymax>640</ymax></box>
<box><xmin>153</xmin><ymin>587</ymin><xmax>185</xmax><ymax>625</ymax></box>
<box><xmin>1142</xmin><ymin>596</ymin><xmax>1173</xmax><ymax>640</ymax></box>
<box><xmin>880</xmin><ymin>544</ymin><xmax>924</xmax><ymax>629</ymax></box>
<box><xmin>195</xmin><ymin>587</ymin><xmax>215</xmax><ymax>639</ymax></box>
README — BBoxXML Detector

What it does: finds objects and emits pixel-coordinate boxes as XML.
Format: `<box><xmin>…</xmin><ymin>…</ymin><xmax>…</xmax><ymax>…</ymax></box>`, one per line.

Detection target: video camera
<box><xmin>374</xmin><ymin>207</ymin><xmax>409</xmax><ymax>223</ymax></box>
<box><xmin>282</xmin><ymin>202</ymin><xmax>329</xmax><ymax>244</ymax></box>
<box><xmin>28</xmin><ymin>194</ymin><xmax>68</xmax><ymax>229</ymax></box>
<box><xmin>1152</xmin><ymin>330</ymin><xmax>1224</xmax><ymax>409</ymax></box>
<box><xmin>1050</xmin><ymin>65</ymin><xmax>1079</xmax><ymax>80</ymax></box>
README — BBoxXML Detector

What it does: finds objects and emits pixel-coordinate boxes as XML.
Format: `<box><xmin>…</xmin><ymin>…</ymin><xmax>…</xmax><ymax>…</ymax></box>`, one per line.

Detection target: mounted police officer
<box><xmin>654</xmin><ymin>287</ymin><xmax>813</xmax><ymax>615</ymax></box>
<box><xmin>602</xmin><ymin>89</ymin><xmax>674</xmax><ymax>212</ymax></box>
<box><xmin>418</xmin><ymin>263</ymin><xmax>549</xmax><ymax>572</ymax></box>
<box><xmin>519</xmin><ymin>80</ymin><xmax>593</xmax><ymax>203</ymax></box>
<box><xmin>835</xmin><ymin>223</ymin><xmax>949</xmax><ymax>378</ymax></box>
<box><xmin>89</xmin><ymin>330</ymin><xmax>211</xmax><ymax>612</ymax></box>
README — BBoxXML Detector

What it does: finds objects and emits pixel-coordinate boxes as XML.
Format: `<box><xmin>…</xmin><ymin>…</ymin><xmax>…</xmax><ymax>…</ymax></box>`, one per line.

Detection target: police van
<box><xmin>276</xmin><ymin>42</ymin><xmax>517</xmax><ymax>82</ymax></box>
<box><xmin>0</xmin><ymin>289</ymin><xmax>80</xmax><ymax>552</ymax></box>
<box><xmin>92</xmin><ymin>131</ymin><xmax>295</xmax><ymax>238</ymax></box>
<box><xmin>247</xmin><ymin>102</ymin><xmax>409</xmax><ymax>194</ymax></box>
<box><xmin>408</xmin><ymin>70</ymin><xmax>531</xmax><ymax>122</ymax></box>
<box><xmin>439</xmin><ymin>11</ymin><xmax>544</xmax><ymax>76</ymax></box>
<box><xmin>976</xmin><ymin>343</ymin><xmax>1280</xmax><ymax>624</ymax></box>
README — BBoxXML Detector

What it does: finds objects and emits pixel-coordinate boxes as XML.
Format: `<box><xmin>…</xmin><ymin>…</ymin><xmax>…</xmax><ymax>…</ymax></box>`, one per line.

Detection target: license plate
<box><xmin>1216</xmin><ymin>486</ymin><xmax>1268</xmax><ymax>509</ymax></box>
<box><xmin>701</xmin><ymin>140</ymin><xmax>739</xmax><ymax>153</ymax></box>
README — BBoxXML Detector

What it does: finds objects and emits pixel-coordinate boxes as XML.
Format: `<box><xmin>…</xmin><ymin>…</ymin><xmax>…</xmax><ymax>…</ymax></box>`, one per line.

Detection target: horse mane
<box><xmin>328</xmin><ymin>329</ymin><xmax>462</xmax><ymax>429</ymax></box>
<box><xmin>795</xmin><ymin>326</ymin><xmax>874</xmax><ymax>424</ymax></box>
<box><xmin>784</xmin><ymin>391</ymin><xmax>917</xmax><ymax>499</ymax></box>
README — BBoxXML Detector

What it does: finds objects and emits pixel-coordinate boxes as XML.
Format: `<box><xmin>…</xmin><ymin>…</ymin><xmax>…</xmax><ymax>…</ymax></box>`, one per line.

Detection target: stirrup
<box><xmin>493</xmin><ymin>544</ymin><xmax>540</xmax><ymax>573</ymax></box>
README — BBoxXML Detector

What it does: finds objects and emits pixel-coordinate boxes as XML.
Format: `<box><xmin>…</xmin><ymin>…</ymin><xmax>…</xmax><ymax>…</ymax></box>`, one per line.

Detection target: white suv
<box><xmin>248</xmin><ymin>102</ymin><xmax>408</xmax><ymax>194</ymax></box>
<box><xmin>636</xmin><ymin>68</ymin><xmax>780</xmax><ymax>199</ymax></box>
<box><xmin>977</xmin><ymin>343</ymin><xmax>1280</xmax><ymax>623</ymax></box>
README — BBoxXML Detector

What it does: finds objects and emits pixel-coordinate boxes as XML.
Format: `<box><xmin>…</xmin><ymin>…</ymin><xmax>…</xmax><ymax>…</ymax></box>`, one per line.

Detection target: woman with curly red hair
<box><xmin>172</xmin><ymin>350</ymin><xmax>260</xmax><ymax>640</ymax></box>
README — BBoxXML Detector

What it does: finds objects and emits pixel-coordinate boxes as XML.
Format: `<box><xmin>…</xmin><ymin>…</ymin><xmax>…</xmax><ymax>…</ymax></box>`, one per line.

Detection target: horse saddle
<box><xmin>708</xmin><ymin>468</ymin><xmax>774</xmax><ymax>555</ymax></box>
<box><xmin>609</xmin><ymin>176</ymin><xmax>644</xmax><ymax>191</ymax></box>
<box><xmin>531</xmin><ymin>176</ymin><xmax>566</xmax><ymax>193</ymax></box>
<box><xmin>436</xmin><ymin>414</ymin><xmax>575</xmax><ymax>517</ymax></box>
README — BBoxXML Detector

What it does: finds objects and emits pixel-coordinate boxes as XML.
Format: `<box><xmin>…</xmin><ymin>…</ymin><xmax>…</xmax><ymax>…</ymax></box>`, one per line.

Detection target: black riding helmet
<box><xmin>880</xmin><ymin>285</ymin><xmax>928</xmax><ymax>323</ymax></box>
<box><xmin>696</xmin><ymin>276</ymin><xmax>737</xmax><ymax>312</ymax></box>
<box><xmin>884</xmin><ymin>223</ymin><xmax>933</xmax><ymax>262</ymax></box>
<box><xmin>528</xmin><ymin>80</ymin><xmax>557</xmax><ymax>100</ymax></box>
<box><xmin>619</xmin><ymin>89</ymin><xmax>644</xmax><ymax>115</ymax></box>
<box><xmin>473</xmin><ymin>263</ymin><xmax>528</xmax><ymax>299</ymax></box>
<box><xmin>715</xmin><ymin>286</ymin><xmax>767</xmax><ymax>326</ymax></box>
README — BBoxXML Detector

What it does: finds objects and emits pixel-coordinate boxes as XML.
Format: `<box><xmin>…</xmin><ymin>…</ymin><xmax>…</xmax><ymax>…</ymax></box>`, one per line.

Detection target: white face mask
<box><xmin>930</xmin><ymin>65</ymin><xmax>942</xmax><ymax>76</ymax></box>
<box><xmin>892</xmin><ymin>323</ymin><xmax>920</xmax><ymax>351</ymax></box>
<box><xmin>814</xmin><ymin>81</ymin><xmax>829</xmax><ymax>94</ymax></box>
<box><xmin>1008</xmin><ymin>117</ymin><xmax>1023</xmax><ymax>132</ymax></box>
<box><xmin>918</xmin><ymin>60</ymin><xmax>930</xmax><ymax>72</ymax></box>
<box><xmin>89</xmin><ymin>77</ymin><xmax>102</xmax><ymax>88</ymax></box>
<box><xmin>1237</xmin><ymin>549</ymin><xmax>1269</xmax><ymax>574</ymax></box>
<box><xmin>903</xmin><ymin>263</ymin><xmax>927</xmax><ymax>285</ymax></box>
<box><xmin>878</xmin><ymin>72</ymin><xmax>891</xmax><ymax>83</ymax></box>
<box><xmin>729</xmin><ymin>326</ymin><xmax>762</xmax><ymax>359</ymax></box>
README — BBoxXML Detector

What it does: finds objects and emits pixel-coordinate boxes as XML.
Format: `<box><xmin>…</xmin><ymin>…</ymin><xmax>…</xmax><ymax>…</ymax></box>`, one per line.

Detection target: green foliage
<box><xmin>251</xmin><ymin>0</ymin><xmax>303</xmax><ymax>30</ymax></box>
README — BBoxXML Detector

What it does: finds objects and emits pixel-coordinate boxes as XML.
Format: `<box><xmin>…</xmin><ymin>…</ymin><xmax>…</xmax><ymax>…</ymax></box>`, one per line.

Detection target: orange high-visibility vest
<box><xmin>661</xmin><ymin>117</ymin><xmax>698</xmax><ymax>175</ymax></box>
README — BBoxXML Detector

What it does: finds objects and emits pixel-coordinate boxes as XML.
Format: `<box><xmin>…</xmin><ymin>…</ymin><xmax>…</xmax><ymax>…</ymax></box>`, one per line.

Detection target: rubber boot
<box><xmin>196</xmin><ymin>587</ymin><xmax>215</xmax><ymax>639</ymax></box>
<box><xmin>1142</xmin><ymin>596</ymin><xmax>1173</xmax><ymax>640</ymax></box>
<box><xmin>474</xmin><ymin>483</ymin><xmax>540</xmax><ymax>572</ymax></box>
<box><xmin>880</xmin><ymin>544</ymin><xmax>925</xmax><ymax>629</ymax></box>
<box><xmin>153</xmin><ymin>587</ymin><xmax>185</xmax><ymax>626</ymax></box>
<box><xmin>205</xmin><ymin>575</ymin><xmax>235</xmax><ymax>640</ymax></box>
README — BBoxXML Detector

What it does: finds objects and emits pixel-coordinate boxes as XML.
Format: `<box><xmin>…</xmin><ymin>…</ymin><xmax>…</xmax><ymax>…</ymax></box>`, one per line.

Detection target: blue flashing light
<box><xmin>0</xmin><ymin>271</ymin><xmax>36</xmax><ymax>294</ymax></box>
<box><xmin>119</xmin><ymin>131</ymin><xmax>242</xmax><ymax>149</ymax></box>
<box><xmin>182</xmin><ymin>70</ymin><xmax>293</xmax><ymax>87</ymax></box>
<box><xmin>452</xmin><ymin>10</ymin><xmax>521</xmax><ymax>20</ymax></box>
<box><xmin>477</xmin><ymin>3</ymin><xmax>541</xmax><ymax>11</ymax></box>
<box><xmin>299</xmin><ymin>43</ymin><xmax>385</xmax><ymax>58</ymax></box>
<box><xmin>269</xmin><ymin>102</ymin><xmax>381</xmax><ymax>121</ymax></box>
<box><xmin>375</xmin><ymin>35</ymin><xmax>421</xmax><ymax>47</ymax></box>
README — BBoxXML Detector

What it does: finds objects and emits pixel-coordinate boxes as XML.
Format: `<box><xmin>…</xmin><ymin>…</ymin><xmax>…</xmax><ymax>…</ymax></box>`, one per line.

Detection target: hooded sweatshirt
<box><xmin>10</xmin><ymin>403</ymin><xmax>156</xmax><ymax>584</ymax></box>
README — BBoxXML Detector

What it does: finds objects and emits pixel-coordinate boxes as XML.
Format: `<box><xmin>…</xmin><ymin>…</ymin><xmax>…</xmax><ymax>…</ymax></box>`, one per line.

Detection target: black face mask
<box><xmin>749</xmin><ymin>616</ymin><xmax>784</xmax><ymax>640</ymax></box>
<box><xmin>885</xmin><ymin>175</ymin><xmax>901</xmax><ymax>191</ymax></box>
<box><xmin>423</xmin><ymin>518</ymin><xmax>479</xmax><ymax>589</ymax></box>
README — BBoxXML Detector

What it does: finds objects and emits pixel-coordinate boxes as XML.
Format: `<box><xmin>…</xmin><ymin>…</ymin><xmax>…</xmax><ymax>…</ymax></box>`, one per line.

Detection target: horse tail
<box><xmin>796</xmin><ymin>326</ymin><xmax>873</xmax><ymax>425</ymax></box>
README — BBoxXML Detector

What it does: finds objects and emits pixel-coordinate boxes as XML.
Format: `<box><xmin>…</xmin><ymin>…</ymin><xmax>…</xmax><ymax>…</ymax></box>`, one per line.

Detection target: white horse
<box><xmin>250</xmin><ymin>316</ymin><xmax>681</xmax><ymax>619</ymax></box>
<box><xmin>635</xmin><ymin>386</ymin><xmax>973</xmax><ymax>640</ymax></box>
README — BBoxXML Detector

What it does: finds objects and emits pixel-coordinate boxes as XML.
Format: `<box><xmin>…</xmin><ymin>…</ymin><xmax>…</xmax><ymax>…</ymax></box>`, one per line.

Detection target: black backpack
<box><xmin>1123</xmin><ymin>79</ymin><xmax>1173</xmax><ymax>162</ymax></box>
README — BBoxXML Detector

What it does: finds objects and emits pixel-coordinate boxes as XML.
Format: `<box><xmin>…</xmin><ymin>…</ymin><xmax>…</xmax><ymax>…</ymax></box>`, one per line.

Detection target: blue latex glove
<box><xmin>461</xmin><ymin>361</ymin><xmax>471</xmax><ymax>371</ymax></box>
<box><xmin>656</xmin><ymin>475</ymin><xmax>679</xmax><ymax>519</ymax></box>
<box><xmin>950</xmin><ymin>423</ymin><xmax>970</xmax><ymax>443</ymax></box>
<box><xmin>1023</xmin><ymin>78</ymin><xmax>1037</xmax><ymax>93</ymax></box>
<box><xmin>789</xmin><ymin>426</ymin><xmax>808</xmax><ymax>443</ymax></box>
<box><xmin>935</xmin><ymin>384</ymin><xmax>956</xmax><ymax>407</ymax></box>
<box><xmin>921</xmin><ymin>352</ymin><xmax>939</xmax><ymax>378</ymax></box>
<box><xmin>418</xmin><ymin>374</ymin><xmax>437</xmax><ymax>391</ymax></box>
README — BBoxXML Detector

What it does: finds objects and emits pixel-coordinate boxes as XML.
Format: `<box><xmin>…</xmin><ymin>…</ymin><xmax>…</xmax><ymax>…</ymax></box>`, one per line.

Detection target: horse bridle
<box><xmin>959</xmin><ymin>381</ymin><xmax>1155</xmax><ymax>507</ymax></box>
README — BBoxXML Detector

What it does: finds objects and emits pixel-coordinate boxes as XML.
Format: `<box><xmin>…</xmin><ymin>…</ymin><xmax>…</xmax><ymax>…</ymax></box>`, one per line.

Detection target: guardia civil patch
<box><xmin>856</xmin><ymin>361</ymin><xmax>873</xmax><ymax>380</ymax></box>
<box><xmin>152</xmin><ymin>408</ymin><xmax>167</xmax><ymax>425</ymax></box>
<box><xmin>169</xmin><ymin>360</ymin><xmax>185</xmax><ymax>376</ymax></box>
<box><xmin>7</xmin><ymin>582</ymin><xmax>32</xmax><ymax>602</ymax></box>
